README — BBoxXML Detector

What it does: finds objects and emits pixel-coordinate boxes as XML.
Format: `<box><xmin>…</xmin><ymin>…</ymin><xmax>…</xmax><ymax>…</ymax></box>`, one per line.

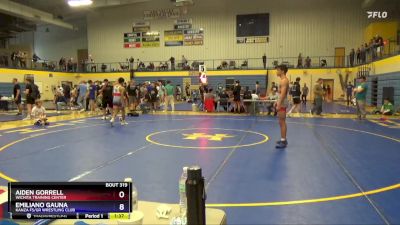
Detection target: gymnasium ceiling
<box><xmin>0</xmin><ymin>0</ymin><xmax>399</xmax><ymax>40</ymax></box>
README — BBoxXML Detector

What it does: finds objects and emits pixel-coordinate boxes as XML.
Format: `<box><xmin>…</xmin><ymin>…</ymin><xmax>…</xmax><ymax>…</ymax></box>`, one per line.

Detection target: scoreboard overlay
<box><xmin>8</xmin><ymin>182</ymin><xmax>132</xmax><ymax>219</ymax></box>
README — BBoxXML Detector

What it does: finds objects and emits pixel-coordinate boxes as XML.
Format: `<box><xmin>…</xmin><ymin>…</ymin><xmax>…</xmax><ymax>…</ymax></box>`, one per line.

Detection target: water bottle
<box><xmin>179</xmin><ymin>167</ymin><xmax>189</xmax><ymax>217</ymax></box>
<box><xmin>124</xmin><ymin>177</ymin><xmax>138</xmax><ymax>210</ymax></box>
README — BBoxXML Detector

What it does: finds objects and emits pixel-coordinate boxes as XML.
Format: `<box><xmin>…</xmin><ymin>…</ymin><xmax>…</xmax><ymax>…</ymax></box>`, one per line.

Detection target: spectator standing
<box><xmin>349</xmin><ymin>49</ymin><xmax>355</xmax><ymax>67</ymax></box>
<box><xmin>287</xmin><ymin>77</ymin><xmax>301</xmax><ymax>116</ymax></box>
<box><xmin>266</xmin><ymin>88</ymin><xmax>279</xmax><ymax>116</ymax></box>
<box><xmin>169</xmin><ymin>57</ymin><xmax>175</xmax><ymax>71</ymax></box>
<box><xmin>305</xmin><ymin>56</ymin><xmax>311</xmax><ymax>68</ymax></box>
<box><xmin>262</xmin><ymin>54</ymin><xmax>267</xmax><ymax>69</ymax></box>
<box><xmin>63</xmin><ymin>84</ymin><xmax>71</xmax><ymax>107</ymax></box>
<box><xmin>182</xmin><ymin>55</ymin><xmax>188</xmax><ymax>67</ymax></box>
<box><xmin>129</xmin><ymin>57</ymin><xmax>134</xmax><ymax>70</ymax></box>
<box><xmin>176</xmin><ymin>85</ymin><xmax>182</xmax><ymax>101</ymax></box>
<box><xmin>301</xmin><ymin>83</ymin><xmax>309</xmax><ymax>104</ymax></box>
<box><xmin>127</xmin><ymin>80</ymin><xmax>139</xmax><ymax>112</ymax></box>
<box><xmin>23</xmin><ymin>78</ymin><xmax>37</xmax><ymax>120</ymax></box>
<box><xmin>356</xmin><ymin>48</ymin><xmax>361</xmax><ymax>65</ymax></box>
<box><xmin>255</xmin><ymin>81</ymin><xmax>260</xmax><ymax>95</ymax></box>
<box><xmin>376</xmin><ymin>35</ymin><xmax>384</xmax><ymax>57</ymax></box>
<box><xmin>346</xmin><ymin>82</ymin><xmax>354</xmax><ymax>106</ymax></box>
<box><xmin>311</xmin><ymin>78</ymin><xmax>324</xmax><ymax>116</ymax></box>
<box><xmin>100</xmin><ymin>79</ymin><xmax>113</xmax><ymax>120</ymax></box>
<box><xmin>19</xmin><ymin>52</ymin><xmax>27</xmax><ymax>68</ymax></box>
<box><xmin>88</xmin><ymin>80</ymin><xmax>97</xmax><ymax>114</ymax></box>
<box><xmin>185</xmin><ymin>83</ymin><xmax>190</xmax><ymax>100</ymax></box>
<box><xmin>11</xmin><ymin>52</ymin><xmax>18</xmax><ymax>67</ymax></box>
<box><xmin>297</xmin><ymin>53</ymin><xmax>303</xmax><ymax>68</ymax></box>
<box><xmin>360</xmin><ymin>45</ymin><xmax>366</xmax><ymax>64</ymax></box>
<box><xmin>164</xmin><ymin>80</ymin><xmax>175</xmax><ymax>112</ymax></box>
<box><xmin>90</xmin><ymin>56</ymin><xmax>96</xmax><ymax>72</ymax></box>
<box><xmin>78</xmin><ymin>81</ymin><xmax>88</xmax><ymax>112</ymax></box>
<box><xmin>243</xmin><ymin>86</ymin><xmax>252</xmax><ymax>113</ymax></box>
<box><xmin>233</xmin><ymin>80</ymin><xmax>242</xmax><ymax>113</ymax></box>
<box><xmin>354</xmin><ymin>76</ymin><xmax>368</xmax><ymax>120</ymax></box>
<box><xmin>12</xmin><ymin>78</ymin><xmax>22</xmax><ymax>115</ymax></box>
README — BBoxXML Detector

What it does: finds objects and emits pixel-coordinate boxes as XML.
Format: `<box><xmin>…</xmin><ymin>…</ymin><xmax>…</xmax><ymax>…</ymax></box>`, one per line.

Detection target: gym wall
<box><xmin>87</xmin><ymin>0</ymin><xmax>368</xmax><ymax>63</ymax></box>
<box><xmin>7</xmin><ymin>18</ymin><xmax>88</xmax><ymax>62</ymax></box>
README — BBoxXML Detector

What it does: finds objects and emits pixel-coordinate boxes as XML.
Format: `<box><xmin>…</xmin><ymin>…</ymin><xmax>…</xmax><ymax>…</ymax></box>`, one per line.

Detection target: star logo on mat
<box><xmin>182</xmin><ymin>133</ymin><xmax>235</xmax><ymax>141</ymax></box>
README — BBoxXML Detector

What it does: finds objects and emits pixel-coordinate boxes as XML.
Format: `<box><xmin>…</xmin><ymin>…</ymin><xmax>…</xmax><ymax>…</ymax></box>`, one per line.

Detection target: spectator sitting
<box><xmin>138</xmin><ymin>61</ymin><xmax>145</xmax><ymax>71</ymax></box>
<box><xmin>32</xmin><ymin>53</ymin><xmax>41</xmax><ymax>68</ymax></box>
<box><xmin>119</xmin><ymin>63</ymin><xmax>129</xmax><ymax>71</ymax></box>
<box><xmin>218</xmin><ymin>90</ymin><xmax>229</xmax><ymax>111</ymax></box>
<box><xmin>32</xmin><ymin>100</ymin><xmax>49</xmax><ymax>126</ymax></box>
<box><xmin>374</xmin><ymin>98</ymin><xmax>394</xmax><ymax>115</ymax></box>
<box><xmin>221</xmin><ymin>61</ymin><xmax>228</xmax><ymax>69</ymax></box>
<box><xmin>158</xmin><ymin>62</ymin><xmax>165</xmax><ymax>71</ymax></box>
<box><xmin>163</xmin><ymin>61</ymin><xmax>169</xmax><ymax>70</ymax></box>
<box><xmin>251</xmin><ymin>90</ymin><xmax>259</xmax><ymax>100</ymax></box>
<box><xmin>147</xmin><ymin>62</ymin><xmax>155</xmax><ymax>71</ymax></box>
<box><xmin>55</xmin><ymin>91</ymin><xmax>67</xmax><ymax>113</ymax></box>
<box><xmin>320</xmin><ymin>59</ymin><xmax>327</xmax><ymax>67</ymax></box>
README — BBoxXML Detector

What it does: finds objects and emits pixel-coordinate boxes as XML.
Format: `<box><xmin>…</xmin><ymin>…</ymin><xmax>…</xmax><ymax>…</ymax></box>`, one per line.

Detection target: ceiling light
<box><xmin>68</xmin><ymin>0</ymin><xmax>93</xmax><ymax>7</ymax></box>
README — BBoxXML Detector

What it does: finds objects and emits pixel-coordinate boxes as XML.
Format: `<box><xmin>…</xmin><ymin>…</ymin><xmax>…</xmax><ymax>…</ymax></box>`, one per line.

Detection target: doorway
<box><xmin>322</xmin><ymin>79</ymin><xmax>334</xmax><ymax>102</ymax></box>
<box><xmin>334</xmin><ymin>47</ymin><xmax>345</xmax><ymax>67</ymax></box>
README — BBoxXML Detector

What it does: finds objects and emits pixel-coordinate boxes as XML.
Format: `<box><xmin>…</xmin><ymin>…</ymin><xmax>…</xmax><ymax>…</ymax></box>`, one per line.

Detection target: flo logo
<box><xmin>367</xmin><ymin>11</ymin><xmax>388</xmax><ymax>19</ymax></box>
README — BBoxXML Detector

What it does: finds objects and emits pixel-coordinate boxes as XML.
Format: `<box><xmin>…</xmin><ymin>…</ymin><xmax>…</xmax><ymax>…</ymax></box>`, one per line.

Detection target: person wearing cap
<box><xmin>311</xmin><ymin>78</ymin><xmax>324</xmax><ymax>116</ymax></box>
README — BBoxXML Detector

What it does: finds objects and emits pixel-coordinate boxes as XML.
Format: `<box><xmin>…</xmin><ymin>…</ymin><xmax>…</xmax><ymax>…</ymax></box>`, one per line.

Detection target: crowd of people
<box><xmin>349</xmin><ymin>34</ymin><xmax>385</xmax><ymax>67</ymax></box>
<box><xmin>10</xmin><ymin>51</ymin><xmax>29</xmax><ymax>68</ymax></box>
<box><xmin>296</xmin><ymin>53</ymin><xmax>312</xmax><ymax>68</ymax></box>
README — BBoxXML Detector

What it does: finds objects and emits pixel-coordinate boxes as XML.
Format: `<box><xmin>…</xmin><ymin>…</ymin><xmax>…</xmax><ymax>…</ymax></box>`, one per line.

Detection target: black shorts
<box><xmin>15</xmin><ymin>99</ymin><xmax>21</xmax><ymax>105</ymax></box>
<box><xmin>26</xmin><ymin>96</ymin><xmax>35</xmax><ymax>104</ymax></box>
<box><xmin>102</xmin><ymin>98</ymin><xmax>113</xmax><ymax>108</ymax></box>
<box><xmin>293</xmin><ymin>98</ymin><xmax>301</xmax><ymax>104</ymax></box>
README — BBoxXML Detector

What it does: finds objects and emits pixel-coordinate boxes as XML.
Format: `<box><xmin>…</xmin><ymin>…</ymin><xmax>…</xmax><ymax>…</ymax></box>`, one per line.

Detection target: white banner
<box><xmin>174</xmin><ymin>18</ymin><xmax>192</xmax><ymax>25</ymax></box>
<box><xmin>144</xmin><ymin>8</ymin><xmax>181</xmax><ymax>20</ymax></box>
<box><xmin>133</xmin><ymin>21</ymin><xmax>150</xmax><ymax>27</ymax></box>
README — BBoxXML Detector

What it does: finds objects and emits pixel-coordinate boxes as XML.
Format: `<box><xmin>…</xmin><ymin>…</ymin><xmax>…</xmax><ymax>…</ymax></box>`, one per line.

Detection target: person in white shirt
<box><xmin>31</xmin><ymin>100</ymin><xmax>49</xmax><ymax>126</ymax></box>
<box><xmin>267</xmin><ymin>89</ymin><xmax>279</xmax><ymax>116</ymax></box>
<box><xmin>251</xmin><ymin>90</ymin><xmax>259</xmax><ymax>100</ymax></box>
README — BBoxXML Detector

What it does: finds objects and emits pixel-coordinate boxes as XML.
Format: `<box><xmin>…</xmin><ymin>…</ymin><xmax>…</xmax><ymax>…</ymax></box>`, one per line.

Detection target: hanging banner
<box><xmin>184</xmin><ymin>29</ymin><xmax>204</xmax><ymax>46</ymax></box>
<box><xmin>144</xmin><ymin>8</ymin><xmax>181</xmax><ymax>20</ymax></box>
<box><xmin>237</xmin><ymin>36</ymin><xmax>269</xmax><ymax>44</ymax></box>
<box><xmin>164</xmin><ymin>30</ymin><xmax>184</xmax><ymax>47</ymax></box>
<box><xmin>124</xmin><ymin>32</ymin><xmax>142</xmax><ymax>48</ymax></box>
<box><xmin>133</xmin><ymin>21</ymin><xmax>150</xmax><ymax>32</ymax></box>
<box><xmin>175</xmin><ymin>18</ymin><xmax>192</xmax><ymax>25</ymax></box>
<box><xmin>142</xmin><ymin>31</ymin><xmax>160</xmax><ymax>48</ymax></box>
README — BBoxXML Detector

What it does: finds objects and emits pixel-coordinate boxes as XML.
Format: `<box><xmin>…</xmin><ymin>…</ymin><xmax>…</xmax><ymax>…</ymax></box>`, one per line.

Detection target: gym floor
<box><xmin>0</xmin><ymin>112</ymin><xmax>399</xmax><ymax>224</ymax></box>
